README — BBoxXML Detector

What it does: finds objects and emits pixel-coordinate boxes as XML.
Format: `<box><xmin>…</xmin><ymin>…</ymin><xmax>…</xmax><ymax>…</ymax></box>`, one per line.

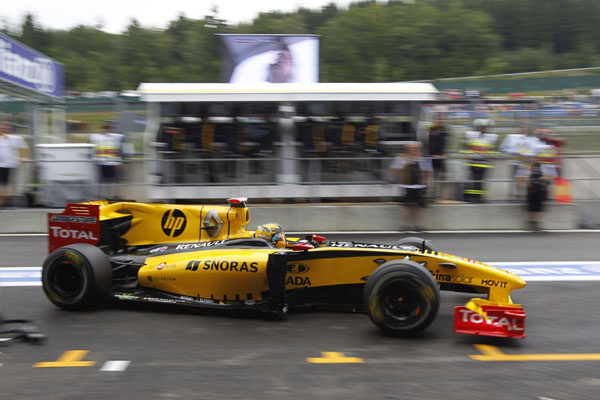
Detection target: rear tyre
<box><xmin>42</xmin><ymin>244</ymin><xmax>112</xmax><ymax>311</ymax></box>
<box><xmin>363</xmin><ymin>260</ymin><xmax>439</xmax><ymax>337</ymax></box>
<box><xmin>395</xmin><ymin>237</ymin><xmax>436</xmax><ymax>252</ymax></box>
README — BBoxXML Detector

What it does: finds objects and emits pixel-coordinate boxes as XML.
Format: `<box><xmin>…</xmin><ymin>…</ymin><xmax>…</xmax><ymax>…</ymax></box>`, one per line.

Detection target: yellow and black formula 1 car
<box><xmin>42</xmin><ymin>198</ymin><xmax>526</xmax><ymax>338</ymax></box>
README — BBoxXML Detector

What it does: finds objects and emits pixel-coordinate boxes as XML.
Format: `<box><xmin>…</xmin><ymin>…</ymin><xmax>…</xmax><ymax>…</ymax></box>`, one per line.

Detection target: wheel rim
<box><xmin>381</xmin><ymin>280</ymin><xmax>423</xmax><ymax>323</ymax></box>
<box><xmin>49</xmin><ymin>260</ymin><xmax>84</xmax><ymax>299</ymax></box>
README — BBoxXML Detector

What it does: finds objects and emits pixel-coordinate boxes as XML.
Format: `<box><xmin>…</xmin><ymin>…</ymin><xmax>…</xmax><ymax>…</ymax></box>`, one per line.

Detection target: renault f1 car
<box><xmin>42</xmin><ymin>198</ymin><xmax>526</xmax><ymax>338</ymax></box>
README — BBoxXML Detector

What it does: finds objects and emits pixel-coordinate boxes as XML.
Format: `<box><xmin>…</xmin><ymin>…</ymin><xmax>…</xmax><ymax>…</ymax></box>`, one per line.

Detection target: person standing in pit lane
<box><xmin>500</xmin><ymin>125</ymin><xmax>543</xmax><ymax>200</ymax></box>
<box><xmin>389</xmin><ymin>141</ymin><xmax>433</xmax><ymax>231</ymax></box>
<box><xmin>90</xmin><ymin>121</ymin><xmax>124</xmax><ymax>200</ymax></box>
<box><xmin>462</xmin><ymin>119</ymin><xmax>498</xmax><ymax>203</ymax></box>
<box><xmin>516</xmin><ymin>143</ymin><xmax>558</xmax><ymax>231</ymax></box>
<box><xmin>0</xmin><ymin>117</ymin><xmax>28</xmax><ymax>208</ymax></box>
<box><xmin>428</xmin><ymin>112</ymin><xmax>448</xmax><ymax>200</ymax></box>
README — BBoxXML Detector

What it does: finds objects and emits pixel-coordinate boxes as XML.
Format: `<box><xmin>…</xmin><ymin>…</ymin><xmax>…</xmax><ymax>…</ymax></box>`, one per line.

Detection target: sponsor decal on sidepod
<box><xmin>185</xmin><ymin>260</ymin><xmax>259</xmax><ymax>273</ymax></box>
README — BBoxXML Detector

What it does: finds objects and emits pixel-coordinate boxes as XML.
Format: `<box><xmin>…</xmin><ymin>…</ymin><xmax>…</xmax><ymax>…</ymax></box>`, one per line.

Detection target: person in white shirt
<box><xmin>90</xmin><ymin>122</ymin><xmax>124</xmax><ymax>199</ymax></box>
<box><xmin>0</xmin><ymin>118</ymin><xmax>28</xmax><ymax>207</ymax></box>
<box><xmin>500</xmin><ymin>125</ymin><xmax>544</xmax><ymax>199</ymax></box>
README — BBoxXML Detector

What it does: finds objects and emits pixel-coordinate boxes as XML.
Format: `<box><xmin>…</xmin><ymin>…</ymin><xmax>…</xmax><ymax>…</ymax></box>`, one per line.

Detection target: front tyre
<box><xmin>363</xmin><ymin>260</ymin><xmax>439</xmax><ymax>337</ymax></box>
<box><xmin>42</xmin><ymin>244</ymin><xmax>112</xmax><ymax>311</ymax></box>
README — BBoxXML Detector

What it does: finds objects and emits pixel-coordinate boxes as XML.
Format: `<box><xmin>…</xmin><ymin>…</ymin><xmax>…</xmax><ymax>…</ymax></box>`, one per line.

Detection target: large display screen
<box><xmin>219</xmin><ymin>34</ymin><xmax>319</xmax><ymax>84</ymax></box>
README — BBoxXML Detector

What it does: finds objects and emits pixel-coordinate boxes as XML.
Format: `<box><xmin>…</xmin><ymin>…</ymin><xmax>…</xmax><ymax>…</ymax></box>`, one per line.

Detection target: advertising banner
<box><xmin>219</xmin><ymin>34</ymin><xmax>318</xmax><ymax>84</ymax></box>
<box><xmin>0</xmin><ymin>33</ymin><xmax>64</xmax><ymax>98</ymax></box>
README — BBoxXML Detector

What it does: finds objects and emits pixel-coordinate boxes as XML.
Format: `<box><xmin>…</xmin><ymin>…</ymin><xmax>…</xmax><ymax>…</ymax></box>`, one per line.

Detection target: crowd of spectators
<box><xmin>385</xmin><ymin>106</ymin><xmax>567</xmax><ymax>230</ymax></box>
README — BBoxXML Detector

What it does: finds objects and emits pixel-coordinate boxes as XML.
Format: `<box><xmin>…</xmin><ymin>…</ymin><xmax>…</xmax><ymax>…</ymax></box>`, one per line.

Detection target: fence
<box><xmin>5</xmin><ymin>152</ymin><xmax>600</xmax><ymax>208</ymax></box>
<box><xmin>433</xmin><ymin>71</ymin><xmax>600</xmax><ymax>95</ymax></box>
<box><xmin>3</xmin><ymin>96</ymin><xmax>600</xmax><ymax>206</ymax></box>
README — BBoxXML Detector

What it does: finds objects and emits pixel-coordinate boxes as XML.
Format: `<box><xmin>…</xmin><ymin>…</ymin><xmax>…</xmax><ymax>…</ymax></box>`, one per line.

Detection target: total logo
<box><xmin>49</xmin><ymin>226</ymin><xmax>98</xmax><ymax>240</ymax></box>
<box><xmin>457</xmin><ymin>309</ymin><xmax>524</xmax><ymax>332</ymax></box>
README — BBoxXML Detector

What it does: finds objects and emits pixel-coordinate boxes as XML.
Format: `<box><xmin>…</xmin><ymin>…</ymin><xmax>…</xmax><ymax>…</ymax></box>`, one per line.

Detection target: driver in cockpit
<box><xmin>254</xmin><ymin>223</ymin><xmax>287</xmax><ymax>248</ymax></box>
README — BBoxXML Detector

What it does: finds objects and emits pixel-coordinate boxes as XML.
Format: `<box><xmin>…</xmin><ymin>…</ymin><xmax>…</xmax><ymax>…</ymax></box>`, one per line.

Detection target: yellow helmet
<box><xmin>255</xmin><ymin>223</ymin><xmax>286</xmax><ymax>248</ymax></box>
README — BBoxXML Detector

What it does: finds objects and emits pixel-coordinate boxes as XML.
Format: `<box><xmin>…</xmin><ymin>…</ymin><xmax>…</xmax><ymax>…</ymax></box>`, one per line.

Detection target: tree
<box><xmin>7</xmin><ymin>0</ymin><xmax>600</xmax><ymax>91</ymax></box>
<box><xmin>20</xmin><ymin>14</ymin><xmax>49</xmax><ymax>52</ymax></box>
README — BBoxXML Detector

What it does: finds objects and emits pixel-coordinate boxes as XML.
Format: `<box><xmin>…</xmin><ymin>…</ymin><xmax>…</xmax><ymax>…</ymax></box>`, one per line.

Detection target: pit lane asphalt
<box><xmin>1</xmin><ymin>233</ymin><xmax>600</xmax><ymax>400</ymax></box>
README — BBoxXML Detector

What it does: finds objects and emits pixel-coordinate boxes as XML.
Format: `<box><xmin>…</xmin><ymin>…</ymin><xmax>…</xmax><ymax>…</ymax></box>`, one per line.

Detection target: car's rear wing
<box><xmin>48</xmin><ymin>203</ymin><xmax>101</xmax><ymax>253</ymax></box>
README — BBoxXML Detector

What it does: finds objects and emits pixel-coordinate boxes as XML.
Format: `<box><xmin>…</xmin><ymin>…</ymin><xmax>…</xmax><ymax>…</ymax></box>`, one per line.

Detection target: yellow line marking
<box><xmin>473</xmin><ymin>344</ymin><xmax>506</xmax><ymax>357</ymax></box>
<box><xmin>33</xmin><ymin>350</ymin><xmax>96</xmax><ymax>368</ymax></box>
<box><xmin>470</xmin><ymin>345</ymin><xmax>600</xmax><ymax>362</ymax></box>
<box><xmin>306</xmin><ymin>352</ymin><xmax>364</xmax><ymax>364</ymax></box>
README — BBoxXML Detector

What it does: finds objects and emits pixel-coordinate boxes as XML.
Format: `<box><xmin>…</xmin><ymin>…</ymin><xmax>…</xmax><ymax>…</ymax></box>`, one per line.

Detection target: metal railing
<box><xmin>3</xmin><ymin>153</ymin><xmax>600</xmax><ymax>207</ymax></box>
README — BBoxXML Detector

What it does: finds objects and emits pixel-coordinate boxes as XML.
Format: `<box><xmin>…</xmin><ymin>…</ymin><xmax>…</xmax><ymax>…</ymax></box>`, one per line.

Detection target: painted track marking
<box><xmin>470</xmin><ymin>345</ymin><xmax>600</xmax><ymax>362</ymax></box>
<box><xmin>33</xmin><ymin>350</ymin><xmax>96</xmax><ymax>368</ymax></box>
<box><xmin>100</xmin><ymin>360</ymin><xmax>130</xmax><ymax>372</ymax></box>
<box><xmin>493</xmin><ymin>261</ymin><xmax>600</xmax><ymax>281</ymax></box>
<box><xmin>306</xmin><ymin>352</ymin><xmax>364</xmax><ymax>364</ymax></box>
<box><xmin>0</xmin><ymin>267</ymin><xmax>42</xmax><ymax>286</ymax></box>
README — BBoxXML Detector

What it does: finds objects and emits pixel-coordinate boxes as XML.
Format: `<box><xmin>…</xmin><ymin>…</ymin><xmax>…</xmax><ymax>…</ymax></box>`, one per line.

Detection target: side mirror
<box><xmin>291</xmin><ymin>243</ymin><xmax>314</xmax><ymax>251</ymax></box>
<box><xmin>311</xmin><ymin>234</ymin><xmax>327</xmax><ymax>244</ymax></box>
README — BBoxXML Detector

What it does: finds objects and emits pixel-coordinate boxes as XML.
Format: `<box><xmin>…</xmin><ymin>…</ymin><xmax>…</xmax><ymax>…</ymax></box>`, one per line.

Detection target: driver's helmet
<box><xmin>255</xmin><ymin>223</ymin><xmax>286</xmax><ymax>248</ymax></box>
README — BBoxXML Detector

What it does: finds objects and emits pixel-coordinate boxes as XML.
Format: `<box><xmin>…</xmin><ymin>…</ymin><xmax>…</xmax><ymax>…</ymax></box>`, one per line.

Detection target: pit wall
<box><xmin>1</xmin><ymin>202</ymin><xmax>594</xmax><ymax>234</ymax></box>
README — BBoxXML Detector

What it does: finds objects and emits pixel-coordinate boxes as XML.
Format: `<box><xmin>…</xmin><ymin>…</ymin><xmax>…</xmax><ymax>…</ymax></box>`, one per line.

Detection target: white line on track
<box><xmin>100</xmin><ymin>360</ymin><xmax>130</xmax><ymax>372</ymax></box>
<box><xmin>494</xmin><ymin>261</ymin><xmax>600</xmax><ymax>281</ymax></box>
<box><xmin>0</xmin><ymin>267</ymin><xmax>41</xmax><ymax>287</ymax></box>
<box><xmin>1</xmin><ymin>282</ymin><xmax>41</xmax><ymax>286</ymax></box>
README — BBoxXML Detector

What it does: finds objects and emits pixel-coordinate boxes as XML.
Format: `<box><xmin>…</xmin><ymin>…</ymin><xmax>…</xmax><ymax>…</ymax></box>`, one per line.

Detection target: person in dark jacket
<box><xmin>389</xmin><ymin>142</ymin><xmax>433</xmax><ymax>231</ymax></box>
<box><xmin>521</xmin><ymin>161</ymin><xmax>556</xmax><ymax>231</ymax></box>
<box><xmin>428</xmin><ymin>113</ymin><xmax>448</xmax><ymax>200</ymax></box>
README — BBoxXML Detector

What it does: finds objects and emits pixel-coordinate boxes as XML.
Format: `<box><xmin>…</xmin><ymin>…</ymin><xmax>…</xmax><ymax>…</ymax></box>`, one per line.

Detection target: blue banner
<box><xmin>0</xmin><ymin>33</ymin><xmax>64</xmax><ymax>98</ymax></box>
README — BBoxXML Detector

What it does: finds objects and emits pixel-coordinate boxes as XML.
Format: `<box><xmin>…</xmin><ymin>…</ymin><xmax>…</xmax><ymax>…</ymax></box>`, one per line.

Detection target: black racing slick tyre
<box><xmin>395</xmin><ymin>237</ymin><xmax>437</xmax><ymax>253</ymax></box>
<box><xmin>42</xmin><ymin>244</ymin><xmax>112</xmax><ymax>311</ymax></box>
<box><xmin>363</xmin><ymin>260</ymin><xmax>440</xmax><ymax>337</ymax></box>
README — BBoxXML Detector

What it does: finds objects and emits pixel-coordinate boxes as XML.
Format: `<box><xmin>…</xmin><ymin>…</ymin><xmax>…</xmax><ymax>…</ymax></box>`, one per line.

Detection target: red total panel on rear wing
<box><xmin>48</xmin><ymin>203</ymin><xmax>100</xmax><ymax>253</ymax></box>
<box><xmin>454</xmin><ymin>305</ymin><xmax>526</xmax><ymax>339</ymax></box>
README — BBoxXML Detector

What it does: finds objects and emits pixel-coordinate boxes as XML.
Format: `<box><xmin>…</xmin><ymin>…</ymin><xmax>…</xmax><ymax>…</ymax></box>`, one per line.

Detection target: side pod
<box><xmin>266</xmin><ymin>252</ymin><xmax>288</xmax><ymax>311</ymax></box>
